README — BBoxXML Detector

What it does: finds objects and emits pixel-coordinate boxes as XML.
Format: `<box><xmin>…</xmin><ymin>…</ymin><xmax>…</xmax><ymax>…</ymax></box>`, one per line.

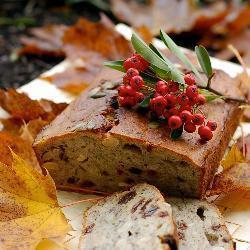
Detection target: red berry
<box><xmin>207</xmin><ymin>120</ymin><xmax>217</xmax><ymax>131</ymax></box>
<box><xmin>126</xmin><ymin>68</ymin><xmax>139</xmax><ymax>79</ymax></box>
<box><xmin>156</xmin><ymin>81</ymin><xmax>169</xmax><ymax>95</ymax></box>
<box><xmin>192</xmin><ymin>113</ymin><xmax>205</xmax><ymax>125</ymax></box>
<box><xmin>118</xmin><ymin>96</ymin><xmax>136</xmax><ymax>107</ymax></box>
<box><xmin>154</xmin><ymin>92</ymin><xmax>161</xmax><ymax>98</ymax></box>
<box><xmin>198</xmin><ymin>126</ymin><xmax>213</xmax><ymax>141</ymax></box>
<box><xmin>184</xmin><ymin>73</ymin><xmax>195</xmax><ymax>85</ymax></box>
<box><xmin>169</xmin><ymin>107</ymin><xmax>179</xmax><ymax>116</ymax></box>
<box><xmin>197</xmin><ymin>94</ymin><xmax>206</xmax><ymax>105</ymax></box>
<box><xmin>179</xmin><ymin>104</ymin><xmax>192</xmax><ymax>112</ymax></box>
<box><xmin>186</xmin><ymin>85</ymin><xmax>198</xmax><ymax>98</ymax></box>
<box><xmin>150</xmin><ymin>96</ymin><xmax>168</xmax><ymax>110</ymax></box>
<box><xmin>123</xmin><ymin>58</ymin><xmax>134</xmax><ymax>71</ymax></box>
<box><xmin>165</xmin><ymin>94</ymin><xmax>177</xmax><ymax>107</ymax></box>
<box><xmin>167</xmin><ymin>81</ymin><xmax>179</xmax><ymax>92</ymax></box>
<box><xmin>118</xmin><ymin>85</ymin><xmax>135</xmax><ymax>97</ymax></box>
<box><xmin>134</xmin><ymin>92</ymin><xmax>145</xmax><ymax>103</ymax></box>
<box><xmin>184</xmin><ymin>122</ymin><xmax>196</xmax><ymax>133</ymax></box>
<box><xmin>177</xmin><ymin>93</ymin><xmax>189</xmax><ymax>106</ymax></box>
<box><xmin>180</xmin><ymin>110</ymin><xmax>193</xmax><ymax>123</ymax></box>
<box><xmin>130</xmin><ymin>75</ymin><xmax>144</xmax><ymax>90</ymax></box>
<box><xmin>134</xmin><ymin>54</ymin><xmax>149</xmax><ymax>71</ymax></box>
<box><xmin>168</xmin><ymin>115</ymin><xmax>182</xmax><ymax>129</ymax></box>
<box><xmin>189</xmin><ymin>96</ymin><xmax>198</xmax><ymax>106</ymax></box>
<box><xmin>123</xmin><ymin>75</ymin><xmax>130</xmax><ymax>85</ymax></box>
<box><xmin>123</xmin><ymin>56</ymin><xmax>143</xmax><ymax>71</ymax></box>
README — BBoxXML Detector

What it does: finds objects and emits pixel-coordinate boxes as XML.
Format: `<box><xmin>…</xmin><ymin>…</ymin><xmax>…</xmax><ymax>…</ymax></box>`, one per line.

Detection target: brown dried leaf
<box><xmin>0</xmin><ymin>131</ymin><xmax>39</xmax><ymax>168</ymax></box>
<box><xmin>0</xmin><ymin>118</ymin><xmax>23</xmax><ymax>135</ymax></box>
<box><xmin>208</xmin><ymin>142</ymin><xmax>250</xmax><ymax>196</ymax></box>
<box><xmin>110</xmin><ymin>0</ymin><xmax>229</xmax><ymax>35</ymax></box>
<box><xmin>62</xmin><ymin>14</ymin><xmax>132</xmax><ymax>60</ymax></box>
<box><xmin>0</xmin><ymin>89</ymin><xmax>46</xmax><ymax>121</ymax></box>
<box><xmin>0</xmin><ymin>89</ymin><xmax>67</xmax><ymax>122</ymax></box>
<box><xmin>0</xmin><ymin>153</ymin><xmax>71</xmax><ymax>250</ymax></box>
<box><xmin>20</xmin><ymin>15</ymin><xmax>131</xmax><ymax>94</ymax></box>
<box><xmin>215</xmin><ymin>30</ymin><xmax>250</xmax><ymax>64</ymax></box>
<box><xmin>135</xmin><ymin>25</ymin><xmax>153</xmax><ymax>44</ymax></box>
<box><xmin>19</xmin><ymin>25</ymin><xmax>67</xmax><ymax>57</ymax></box>
<box><xmin>221</xmin><ymin>144</ymin><xmax>245</xmax><ymax>170</ymax></box>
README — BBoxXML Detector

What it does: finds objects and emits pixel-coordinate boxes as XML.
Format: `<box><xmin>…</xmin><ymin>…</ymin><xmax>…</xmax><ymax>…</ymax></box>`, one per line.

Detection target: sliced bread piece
<box><xmin>168</xmin><ymin>197</ymin><xmax>234</xmax><ymax>250</ymax></box>
<box><xmin>79</xmin><ymin>183</ymin><xmax>178</xmax><ymax>250</ymax></box>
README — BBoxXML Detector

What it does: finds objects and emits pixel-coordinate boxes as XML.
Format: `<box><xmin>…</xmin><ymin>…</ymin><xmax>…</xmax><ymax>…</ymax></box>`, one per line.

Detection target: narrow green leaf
<box><xmin>131</xmin><ymin>33</ymin><xmax>184</xmax><ymax>84</ymax></box>
<box><xmin>104</xmin><ymin>60</ymin><xmax>125</xmax><ymax>72</ymax></box>
<box><xmin>160</xmin><ymin>30</ymin><xmax>203</xmax><ymax>82</ymax></box>
<box><xmin>195</xmin><ymin>45</ymin><xmax>213</xmax><ymax>79</ymax></box>
<box><xmin>149</xmin><ymin>44</ymin><xmax>167</xmax><ymax>61</ymax></box>
<box><xmin>140</xmin><ymin>72</ymin><xmax>158</xmax><ymax>84</ymax></box>
<box><xmin>199</xmin><ymin>89</ymin><xmax>221</xmax><ymax>102</ymax></box>
<box><xmin>170</xmin><ymin>126</ymin><xmax>183</xmax><ymax>139</ymax></box>
<box><xmin>139</xmin><ymin>93</ymin><xmax>154</xmax><ymax>108</ymax></box>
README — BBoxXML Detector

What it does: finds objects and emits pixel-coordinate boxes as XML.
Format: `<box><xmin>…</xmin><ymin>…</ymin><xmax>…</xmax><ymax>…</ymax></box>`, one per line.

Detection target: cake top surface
<box><xmin>34</xmin><ymin>67</ymin><xmax>242</xmax><ymax>168</ymax></box>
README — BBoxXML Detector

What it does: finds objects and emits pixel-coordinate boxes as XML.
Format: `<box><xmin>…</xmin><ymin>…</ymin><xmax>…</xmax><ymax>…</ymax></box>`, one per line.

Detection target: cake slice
<box><xmin>168</xmin><ymin>197</ymin><xmax>234</xmax><ymax>250</ymax></box>
<box><xmin>79</xmin><ymin>184</ymin><xmax>178</xmax><ymax>250</ymax></box>
<box><xmin>33</xmin><ymin>67</ymin><xmax>242</xmax><ymax>198</ymax></box>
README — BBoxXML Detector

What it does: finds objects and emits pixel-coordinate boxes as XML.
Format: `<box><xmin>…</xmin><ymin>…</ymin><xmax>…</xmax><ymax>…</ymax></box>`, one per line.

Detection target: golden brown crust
<box><xmin>34</xmin><ymin>67</ymin><xmax>243</xmax><ymax>198</ymax></box>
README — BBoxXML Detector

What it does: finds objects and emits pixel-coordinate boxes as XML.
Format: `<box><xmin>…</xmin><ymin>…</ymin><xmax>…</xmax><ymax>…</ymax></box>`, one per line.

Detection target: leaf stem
<box><xmin>57</xmin><ymin>185</ymin><xmax>110</xmax><ymax>196</ymax></box>
<box><xmin>60</xmin><ymin>197</ymin><xmax>103</xmax><ymax>208</ymax></box>
<box><xmin>199</xmin><ymin>85</ymin><xmax>247</xmax><ymax>104</ymax></box>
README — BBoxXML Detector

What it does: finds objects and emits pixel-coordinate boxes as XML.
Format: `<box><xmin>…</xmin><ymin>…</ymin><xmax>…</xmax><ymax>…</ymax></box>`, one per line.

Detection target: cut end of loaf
<box><xmin>35</xmin><ymin>132</ymin><xmax>202</xmax><ymax>197</ymax></box>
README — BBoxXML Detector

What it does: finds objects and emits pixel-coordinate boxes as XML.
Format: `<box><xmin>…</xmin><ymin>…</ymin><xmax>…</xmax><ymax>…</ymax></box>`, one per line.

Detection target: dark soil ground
<box><xmin>0</xmin><ymin>1</ymin><xmax>101</xmax><ymax>88</ymax></box>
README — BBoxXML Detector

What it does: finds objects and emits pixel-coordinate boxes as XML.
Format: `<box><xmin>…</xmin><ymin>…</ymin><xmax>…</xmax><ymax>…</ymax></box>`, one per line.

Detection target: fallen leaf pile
<box><xmin>0</xmin><ymin>89</ymin><xmax>67</xmax><ymax>166</ymax></box>
<box><xmin>20</xmin><ymin>14</ymin><xmax>132</xmax><ymax>95</ymax></box>
<box><xmin>0</xmin><ymin>152</ymin><xmax>71</xmax><ymax>249</ymax></box>
<box><xmin>200</xmin><ymin>4</ymin><xmax>250</xmax><ymax>65</ymax></box>
<box><xmin>110</xmin><ymin>0</ymin><xmax>229</xmax><ymax>35</ymax></box>
<box><xmin>208</xmin><ymin>138</ymin><xmax>250</xmax><ymax>196</ymax></box>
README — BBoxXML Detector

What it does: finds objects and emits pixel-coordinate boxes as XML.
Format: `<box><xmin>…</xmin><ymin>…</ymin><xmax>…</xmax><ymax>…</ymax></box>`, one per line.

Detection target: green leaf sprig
<box><xmin>104</xmin><ymin>30</ymin><xmax>246</xmax><ymax>105</ymax></box>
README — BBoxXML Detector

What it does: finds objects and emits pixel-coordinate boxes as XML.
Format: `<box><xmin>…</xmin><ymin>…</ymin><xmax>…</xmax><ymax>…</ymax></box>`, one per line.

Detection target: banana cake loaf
<box><xmin>33</xmin><ymin>67</ymin><xmax>243</xmax><ymax>198</ymax></box>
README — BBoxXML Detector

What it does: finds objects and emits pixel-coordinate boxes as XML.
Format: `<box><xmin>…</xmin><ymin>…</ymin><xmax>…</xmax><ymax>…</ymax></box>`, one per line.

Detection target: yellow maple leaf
<box><xmin>221</xmin><ymin>143</ymin><xmax>245</xmax><ymax>170</ymax></box>
<box><xmin>0</xmin><ymin>152</ymin><xmax>71</xmax><ymax>250</ymax></box>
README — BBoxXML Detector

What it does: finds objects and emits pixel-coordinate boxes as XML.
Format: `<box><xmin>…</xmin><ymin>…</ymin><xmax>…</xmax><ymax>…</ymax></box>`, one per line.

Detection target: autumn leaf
<box><xmin>110</xmin><ymin>0</ymin><xmax>229</xmax><ymax>35</ymax></box>
<box><xmin>208</xmin><ymin>143</ymin><xmax>250</xmax><ymax>196</ymax></box>
<box><xmin>0</xmin><ymin>152</ymin><xmax>71</xmax><ymax>250</ymax></box>
<box><xmin>0</xmin><ymin>89</ymin><xmax>67</xmax><ymax>122</ymax></box>
<box><xmin>221</xmin><ymin>143</ymin><xmax>246</xmax><ymax>170</ymax></box>
<box><xmin>0</xmin><ymin>131</ymin><xmax>39</xmax><ymax>168</ymax></box>
<box><xmin>19</xmin><ymin>15</ymin><xmax>132</xmax><ymax>95</ymax></box>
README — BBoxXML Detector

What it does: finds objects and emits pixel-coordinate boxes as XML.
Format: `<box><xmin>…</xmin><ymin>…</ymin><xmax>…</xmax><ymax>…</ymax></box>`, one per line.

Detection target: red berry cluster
<box><xmin>118</xmin><ymin>54</ymin><xmax>149</xmax><ymax>107</ymax></box>
<box><xmin>118</xmin><ymin>55</ymin><xmax>217</xmax><ymax>141</ymax></box>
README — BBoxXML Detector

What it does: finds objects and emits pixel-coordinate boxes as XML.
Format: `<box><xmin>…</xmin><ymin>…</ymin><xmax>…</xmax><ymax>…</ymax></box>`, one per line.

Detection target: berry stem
<box><xmin>199</xmin><ymin>85</ymin><xmax>247</xmax><ymax>104</ymax></box>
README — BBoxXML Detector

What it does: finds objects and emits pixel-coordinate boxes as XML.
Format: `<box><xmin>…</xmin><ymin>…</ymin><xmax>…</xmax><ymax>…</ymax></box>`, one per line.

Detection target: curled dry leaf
<box><xmin>0</xmin><ymin>153</ymin><xmax>71</xmax><ymax>250</ymax></box>
<box><xmin>110</xmin><ymin>0</ymin><xmax>229</xmax><ymax>35</ymax></box>
<box><xmin>19</xmin><ymin>24</ymin><xmax>67</xmax><ymax>57</ymax></box>
<box><xmin>20</xmin><ymin>15</ymin><xmax>132</xmax><ymax>95</ymax></box>
<box><xmin>0</xmin><ymin>89</ymin><xmax>67</xmax><ymax>122</ymax></box>
<box><xmin>0</xmin><ymin>131</ymin><xmax>39</xmax><ymax>168</ymax></box>
<box><xmin>62</xmin><ymin>14</ymin><xmax>132</xmax><ymax>61</ymax></box>
<box><xmin>208</xmin><ymin>142</ymin><xmax>250</xmax><ymax>196</ymax></box>
<box><xmin>0</xmin><ymin>89</ymin><xmax>67</xmax><ymax>167</ymax></box>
